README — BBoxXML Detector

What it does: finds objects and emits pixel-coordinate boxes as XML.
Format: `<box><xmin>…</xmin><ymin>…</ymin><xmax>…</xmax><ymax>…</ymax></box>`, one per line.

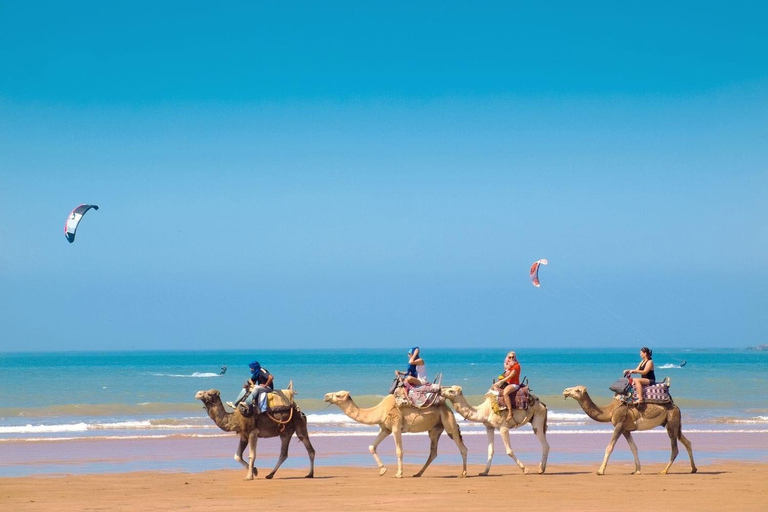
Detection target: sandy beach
<box><xmin>1</xmin><ymin>462</ymin><xmax>766</xmax><ymax>512</ymax></box>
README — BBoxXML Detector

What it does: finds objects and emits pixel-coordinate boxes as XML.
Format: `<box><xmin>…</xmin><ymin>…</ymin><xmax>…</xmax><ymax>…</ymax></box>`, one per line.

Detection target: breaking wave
<box><xmin>150</xmin><ymin>372</ymin><xmax>221</xmax><ymax>378</ymax></box>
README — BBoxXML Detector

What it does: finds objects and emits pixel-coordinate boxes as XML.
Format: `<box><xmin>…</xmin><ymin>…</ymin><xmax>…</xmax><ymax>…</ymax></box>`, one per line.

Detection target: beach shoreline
<box><xmin>2</xmin><ymin>462</ymin><xmax>766</xmax><ymax>512</ymax></box>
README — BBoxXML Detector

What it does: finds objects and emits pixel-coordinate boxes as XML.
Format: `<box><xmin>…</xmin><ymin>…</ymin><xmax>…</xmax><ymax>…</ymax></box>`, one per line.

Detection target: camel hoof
<box><xmin>305</xmin><ymin>474</ymin><xmax>314</xmax><ymax>479</ymax></box>
<box><xmin>244</xmin><ymin>476</ymin><xmax>254</xmax><ymax>481</ymax></box>
<box><xmin>459</xmin><ymin>471</ymin><xmax>467</xmax><ymax>478</ymax></box>
<box><xmin>412</xmin><ymin>474</ymin><xmax>422</xmax><ymax>478</ymax></box>
<box><xmin>537</xmin><ymin>468</ymin><xmax>545</xmax><ymax>474</ymax></box>
<box><xmin>523</xmin><ymin>468</ymin><xmax>530</xmax><ymax>475</ymax></box>
<box><xmin>394</xmin><ymin>472</ymin><xmax>403</xmax><ymax>478</ymax></box>
<box><xmin>379</xmin><ymin>467</ymin><xmax>387</xmax><ymax>476</ymax></box>
<box><xmin>691</xmin><ymin>467</ymin><xmax>698</xmax><ymax>474</ymax></box>
<box><xmin>633</xmin><ymin>471</ymin><xmax>642</xmax><ymax>475</ymax></box>
<box><xmin>596</xmin><ymin>471</ymin><xmax>604</xmax><ymax>476</ymax></box>
<box><xmin>265</xmin><ymin>474</ymin><xmax>274</xmax><ymax>480</ymax></box>
<box><xmin>478</xmin><ymin>472</ymin><xmax>489</xmax><ymax>477</ymax></box>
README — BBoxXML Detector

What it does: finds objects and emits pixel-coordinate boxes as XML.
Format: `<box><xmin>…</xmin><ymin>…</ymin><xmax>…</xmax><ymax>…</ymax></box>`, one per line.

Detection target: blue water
<box><xmin>1</xmin><ymin>348</ymin><xmax>766</xmax><ymax>442</ymax></box>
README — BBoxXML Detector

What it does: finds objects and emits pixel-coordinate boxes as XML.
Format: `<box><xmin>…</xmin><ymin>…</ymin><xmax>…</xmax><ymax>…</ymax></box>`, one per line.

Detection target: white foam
<box><xmin>306</xmin><ymin>413</ymin><xmax>359</xmax><ymax>426</ymax></box>
<box><xmin>659</xmin><ymin>364</ymin><xmax>682</xmax><ymax>369</ymax></box>
<box><xmin>150</xmin><ymin>372</ymin><xmax>221</xmax><ymax>378</ymax></box>
<box><xmin>0</xmin><ymin>420</ymin><xmax>217</xmax><ymax>434</ymax></box>
<box><xmin>0</xmin><ymin>423</ymin><xmax>89</xmax><ymax>434</ymax></box>
<box><xmin>547</xmin><ymin>412</ymin><xmax>590</xmax><ymax>423</ymax></box>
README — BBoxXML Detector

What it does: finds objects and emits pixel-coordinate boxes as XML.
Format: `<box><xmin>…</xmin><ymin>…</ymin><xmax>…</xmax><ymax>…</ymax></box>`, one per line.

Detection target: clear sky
<box><xmin>1</xmin><ymin>2</ymin><xmax>766</xmax><ymax>351</ymax></box>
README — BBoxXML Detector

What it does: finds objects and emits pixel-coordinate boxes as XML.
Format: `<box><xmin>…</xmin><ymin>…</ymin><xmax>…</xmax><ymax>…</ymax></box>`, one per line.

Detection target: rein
<box><xmin>266</xmin><ymin>406</ymin><xmax>295</xmax><ymax>433</ymax></box>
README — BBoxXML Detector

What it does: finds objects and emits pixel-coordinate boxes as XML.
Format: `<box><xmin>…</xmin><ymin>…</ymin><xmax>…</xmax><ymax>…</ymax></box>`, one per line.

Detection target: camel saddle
<box><xmin>632</xmin><ymin>379</ymin><xmax>673</xmax><ymax>404</ymax></box>
<box><xmin>489</xmin><ymin>385</ymin><xmax>532</xmax><ymax>414</ymax></box>
<box><xmin>266</xmin><ymin>389</ymin><xmax>295</xmax><ymax>413</ymax></box>
<box><xmin>239</xmin><ymin>389</ymin><xmax>295</xmax><ymax>417</ymax></box>
<box><xmin>614</xmin><ymin>377</ymin><xmax>673</xmax><ymax>404</ymax></box>
<box><xmin>394</xmin><ymin>383</ymin><xmax>444</xmax><ymax>409</ymax></box>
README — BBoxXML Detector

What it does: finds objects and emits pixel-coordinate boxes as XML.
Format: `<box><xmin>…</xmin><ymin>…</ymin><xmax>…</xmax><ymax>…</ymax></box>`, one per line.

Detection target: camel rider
<box><xmin>493</xmin><ymin>351</ymin><xmax>521</xmax><ymax>422</ymax></box>
<box><xmin>394</xmin><ymin>347</ymin><xmax>427</xmax><ymax>386</ymax></box>
<box><xmin>227</xmin><ymin>361</ymin><xmax>274</xmax><ymax>412</ymax></box>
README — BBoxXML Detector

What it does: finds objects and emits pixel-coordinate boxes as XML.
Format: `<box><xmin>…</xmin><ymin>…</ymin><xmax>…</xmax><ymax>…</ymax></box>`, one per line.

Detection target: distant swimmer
<box><xmin>679</xmin><ymin>360</ymin><xmax>687</xmax><ymax>367</ymax></box>
<box><xmin>219</xmin><ymin>365</ymin><xmax>227</xmax><ymax>375</ymax></box>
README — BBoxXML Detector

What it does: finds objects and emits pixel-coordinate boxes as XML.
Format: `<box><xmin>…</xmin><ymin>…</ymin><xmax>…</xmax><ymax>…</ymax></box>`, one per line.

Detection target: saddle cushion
<box><xmin>633</xmin><ymin>382</ymin><xmax>672</xmax><ymax>404</ymax></box>
<box><xmin>491</xmin><ymin>386</ymin><xmax>531</xmax><ymax>412</ymax></box>
<box><xmin>394</xmin><ymin>384</ymin><xmax>444</xmax><ymax>408</ymax></box>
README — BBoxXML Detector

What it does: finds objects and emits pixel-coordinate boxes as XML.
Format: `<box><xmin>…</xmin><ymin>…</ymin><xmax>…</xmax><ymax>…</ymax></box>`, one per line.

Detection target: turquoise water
<box><xmin>1</xmin><ymin>348</ymin><xmax>767</xmax><ymax>442</ymax></box>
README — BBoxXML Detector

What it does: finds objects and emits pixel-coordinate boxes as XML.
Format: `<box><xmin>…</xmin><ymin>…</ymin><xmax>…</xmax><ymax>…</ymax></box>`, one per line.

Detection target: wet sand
<box><xmin>1</xmin><ymin>462</ymin><xmax>766</xmax><ymax>512</ymax></box>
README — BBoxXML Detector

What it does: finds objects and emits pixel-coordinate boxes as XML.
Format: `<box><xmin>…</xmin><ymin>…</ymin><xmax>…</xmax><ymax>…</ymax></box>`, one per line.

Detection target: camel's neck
<box><xmin>449</xmin><ymin>394</ymin><xmax>489</xmax><ymax>423</ymax></box>
<box><xmin>577</xmin><ymin>392</ymin><xmax>622</xmax><ymax>422</ymax></box>
<box><xmin>204</xmin><ymin>400</ymin><xmax>239</xmax><ymax>432</ymax></box>
<box><xmin>336</xmin><ymin>397</ymin><xmax>390</xmax><ymax>425</ymax></box>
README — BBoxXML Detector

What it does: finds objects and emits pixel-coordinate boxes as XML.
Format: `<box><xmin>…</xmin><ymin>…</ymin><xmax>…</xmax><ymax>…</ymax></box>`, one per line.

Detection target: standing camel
<box><xmin>440</xmin><ymin>385</ymin><xmax>550</xmax><ymax>475</ymax></box>
<box><xmin>324</xmin><ymin>391</ymin><xmax>468</xmax><ymax>478</ymax></box>
<box><xmin>563</xmin><ymin>385</ymin><xmax>696</xmax><ymax>475</ymax></box>
<box><xmin>195</xmin><ymin>388</ymin><xmax>315</xmax><ymax>480</ymax></box>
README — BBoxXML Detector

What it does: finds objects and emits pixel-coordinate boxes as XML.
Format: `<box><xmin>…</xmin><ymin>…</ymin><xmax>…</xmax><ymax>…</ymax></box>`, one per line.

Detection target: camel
<box><xmin>563</xmin><ymin>385</ymin><xmax>696</xmax><ymax>475</ymax></box>
<box><xmin>195</xmin><ymin>387</ymin><xmax>315</xmax><ymax>480</ymax></box>
<box><xmin>440</xmin><ymin>385</ymin><xmax>550</xmax><ymax>475</ymax></box>
<box><xmin>323</xmin><ymin>391</ymin><xmax>468</xmax><ymax>478</ymax></box>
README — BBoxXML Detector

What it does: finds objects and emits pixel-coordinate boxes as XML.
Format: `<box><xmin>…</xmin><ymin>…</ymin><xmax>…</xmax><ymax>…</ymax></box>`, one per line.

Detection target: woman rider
<box><xmin>625</xmin><ymin>347</ymin><xmax>655</xmax><ymax>404</ymax></box>
<box><xmin>493</xmin><ymin>351</ymin><xmax>521</xmax><ymax>421</ymax></box>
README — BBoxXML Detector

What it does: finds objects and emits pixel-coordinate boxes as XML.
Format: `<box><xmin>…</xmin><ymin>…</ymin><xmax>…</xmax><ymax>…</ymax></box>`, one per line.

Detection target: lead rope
<box><xmin>266</xmin><ymin>406</ymin><xmax>295</xmax><ymax>433</ymax></box>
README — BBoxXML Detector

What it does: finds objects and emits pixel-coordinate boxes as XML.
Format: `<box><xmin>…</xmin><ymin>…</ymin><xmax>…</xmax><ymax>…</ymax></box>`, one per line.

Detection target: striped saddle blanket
<box><xmin>632</xmin><ymin>381</ymin><xmax>672</xmax><ymax>404</ymax></box>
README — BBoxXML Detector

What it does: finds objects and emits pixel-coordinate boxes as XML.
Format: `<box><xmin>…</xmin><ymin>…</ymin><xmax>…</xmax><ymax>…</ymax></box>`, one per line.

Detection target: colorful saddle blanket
<box><xmin>395</xmin><ymin>383</ymin><xmax>444</xmax><ymax>408</ymax></box>
<box><xmin>490</xmin><ymin>385</ymin><xmax>531</xmax><ymax>412</ymax></box>
<box><xmin>632</xmin><ymin>381</ymin><xmax>672</xmax><ymax>404</ymax></box>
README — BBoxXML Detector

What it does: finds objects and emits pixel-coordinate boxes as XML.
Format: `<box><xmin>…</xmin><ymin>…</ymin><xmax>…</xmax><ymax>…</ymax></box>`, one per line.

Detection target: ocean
<box><xmin>1</xmin><ymin>348</ymin><xmax>767</xmax><ymax>475</ymax></box>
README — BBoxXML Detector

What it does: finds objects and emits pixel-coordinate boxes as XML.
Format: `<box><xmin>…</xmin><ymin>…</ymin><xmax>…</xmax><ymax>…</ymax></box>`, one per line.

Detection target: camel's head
<box><xmin>563</xmin><ymin>386</ymin><xmax>587</xmax><ymax>401</ymax></box>
<box><xmin>323</xmin><ymin>390</ymin><xmax>351</xmax><ymax>404</ymax></box>
<box><xmin>440</xmin><ymin>385</ymin><xmax>463</xmax><ymax>400</ymax></box>
<box><xmin>195</xmin><ymin>389</ymin><xmax>221</xmax><ymax>405</ymax></box>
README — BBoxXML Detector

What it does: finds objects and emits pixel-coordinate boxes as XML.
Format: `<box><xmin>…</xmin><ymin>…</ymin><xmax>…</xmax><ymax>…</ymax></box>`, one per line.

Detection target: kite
<box><xmin>530</xmin><ymin>259</ymin><xmax>548</xmax><ymax>287</ymax></box>
<box><xmin>64</xmin><ymin>204</ymin><xmax>99</xmax><ymax>243</ymax></box>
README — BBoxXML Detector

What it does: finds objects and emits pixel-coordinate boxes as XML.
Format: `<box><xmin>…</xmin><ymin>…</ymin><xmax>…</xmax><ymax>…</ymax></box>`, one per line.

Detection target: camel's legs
<box><xmin>479</xmin><ymin>426</ymin><xmax>495</xmax><ymax>476</ymax></box>
<box><xmin>442</xmin><ymin>411</ymin><xmax>468</xmax><ymax>478</ymax></box>
<box><xmin>368</xmin><ymin>427</ymin><xmax>392</xmax><ymax>476</ymax></box>
<box><xmin>413</xmin><ymin>427</ymin><xmax>443</xmax><ymax>477</ymax></box>
<box><xmin>265</xmin><ymin>430</ymin><xmax>293</xmax><ymax>479</ymax></box>
<box><xmin>623</xmin><ymin>431</ymin><xmax>641</xmax><ymax>474</ymax></box>
<box><xmin>597</xmin><ymin>425</ymin><xmax>623</xmax><ymax>475</ymax></box>
<box><xmin>392</xmin><ymin>426</ymin><xmax>404</xmax><ymax>478</ymax></box>
<box><xmin>679</xmin><ymin>431</ymin><xmax>697</xmax><ymax>473</ymax></box>
<box><xmin>234</xmin><ymin>437</ymin><xmax>249</xmax><ymax>469</ymax></box>
<box><xmin>660</xmin><ymin>423</ymin><xmax>681</xmax><ymax>475</ymax></box>
<box><xmin>294</xmin><ymin>412</ymin><xmax>316</xmax><ymax>478</ymax></box>
<box><xmin>499</xmin><ymin>426</ymin><xmax>528</xmax><ymax>475</ymax></box>
<box><xmin>245</xmin><ymin>430</ymin><xmax>259</xmax><ymax>480</ymax></box>
<box><xmin>531</xmin><ymin>408</ymin><xmax>550</xmax><ymax>474</ymax></box>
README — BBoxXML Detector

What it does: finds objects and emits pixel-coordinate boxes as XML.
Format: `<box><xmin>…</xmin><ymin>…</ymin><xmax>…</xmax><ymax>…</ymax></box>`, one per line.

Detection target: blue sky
<box><xmin>1</xmin><ymin>2</ymin><xmax>766</xmax><ymax>351</ymax></box>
